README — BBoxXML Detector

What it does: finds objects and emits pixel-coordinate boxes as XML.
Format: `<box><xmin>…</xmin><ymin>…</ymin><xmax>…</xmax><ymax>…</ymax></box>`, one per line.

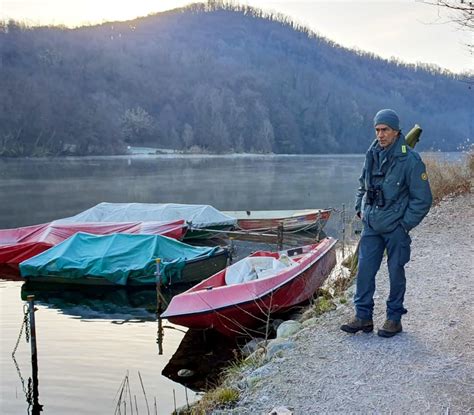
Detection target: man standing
<box><xmin>341</xmin><ymin>109</ymin><xmax>432</xmax><ymax>337</ymax></box>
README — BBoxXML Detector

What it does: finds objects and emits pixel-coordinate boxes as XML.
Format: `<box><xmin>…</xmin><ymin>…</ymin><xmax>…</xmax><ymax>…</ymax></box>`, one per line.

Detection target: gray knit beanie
<box><xmin>373</xmin><ymin>109</ymin><xmax>400</xmax><ymax>131</ymax></box>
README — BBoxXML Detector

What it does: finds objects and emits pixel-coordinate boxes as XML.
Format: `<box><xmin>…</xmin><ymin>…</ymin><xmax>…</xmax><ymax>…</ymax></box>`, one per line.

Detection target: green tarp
<box><xmin>19</xmin><ymin>232</ymin><xmax>219</xmax><ymax>285</ymax></box>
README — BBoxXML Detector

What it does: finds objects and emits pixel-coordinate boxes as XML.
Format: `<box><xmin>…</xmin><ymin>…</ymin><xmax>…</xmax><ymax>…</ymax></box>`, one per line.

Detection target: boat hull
<box><xmin>23</xmin><ymin>248</ymin><xmax>229</xmax><ymax>287</ymax></box>
<box><xmin>162</xmin><ymin>238</ymin><xmax>337</xmax><ymax>336</ymax></box>
<box><xmin>224</xmin><ymin>209</ymin><xmax>331</xmax><ymax>232</ymax></box>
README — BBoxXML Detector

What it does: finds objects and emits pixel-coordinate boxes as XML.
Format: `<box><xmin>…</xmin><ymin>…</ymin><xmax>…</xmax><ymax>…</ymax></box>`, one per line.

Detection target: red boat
<box><xmin>0</xmin><ymin>220</ymin><xmax>187</xmax><ymax>265</ymax></box>
<box><xmin>223</xmin><ymin>209</ymin><xmax>331</xmax><ymax>232</ymax></box>
<box><xmin>161</xmin><ymin>237</ymin><xmax>337</xmax><ymax>336</ymax></box>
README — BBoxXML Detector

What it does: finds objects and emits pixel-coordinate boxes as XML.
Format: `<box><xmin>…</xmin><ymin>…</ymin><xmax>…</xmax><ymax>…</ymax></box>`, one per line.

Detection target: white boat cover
<box><xmin>225</xmin><ymin>255</ymin><xmax>297</xmax><ymax>285</ymax></box>
<box><xmin>58</xmin><ymin>203</ymin><xmax>237</xmax><ymax>228</ymax></box>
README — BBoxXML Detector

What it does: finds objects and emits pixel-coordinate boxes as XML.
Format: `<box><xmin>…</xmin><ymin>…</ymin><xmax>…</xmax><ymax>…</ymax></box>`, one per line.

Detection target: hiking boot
<box><xmin>377</xmin><ymin>320</ymin><xmax>402</xmax><ymax>338</ymax></box>
<box><xmin>340</xmin><ymin>317</ymin><xmax>374</xmax><ymax>334</ymax></box>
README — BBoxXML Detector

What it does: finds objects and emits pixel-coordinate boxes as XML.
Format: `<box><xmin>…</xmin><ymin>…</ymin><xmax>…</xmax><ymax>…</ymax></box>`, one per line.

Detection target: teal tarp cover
<box><xmin>19</xmin><ymin>232</ymin><xmax>219</xmax><ymax>285</ymax></box>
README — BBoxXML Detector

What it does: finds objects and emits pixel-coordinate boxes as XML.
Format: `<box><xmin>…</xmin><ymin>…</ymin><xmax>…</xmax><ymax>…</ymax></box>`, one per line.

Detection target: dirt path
<box><xmin>220</xmin><ymin>193</ymin><xmax>473</xmax><ymax>414</ymax></box>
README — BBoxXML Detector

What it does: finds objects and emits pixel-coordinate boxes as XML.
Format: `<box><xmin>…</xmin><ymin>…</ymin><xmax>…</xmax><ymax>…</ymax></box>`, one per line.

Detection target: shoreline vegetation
<box><xmin>0</xmin><ymin>148</ymin><xmax>471</xmax><ymax>160</ymax></box>
<box><xmin>175</xmin><ymin>152</ymin><xmax>473</xmax><ymax>415</ymax></box>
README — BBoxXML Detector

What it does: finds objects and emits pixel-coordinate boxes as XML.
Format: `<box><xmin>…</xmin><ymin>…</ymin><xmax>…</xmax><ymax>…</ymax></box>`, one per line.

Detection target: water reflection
<box><xmin>20</xmin><ymin>283</ymin><xmax>186</xmax><ymax>323</ymax></box>
<box><xmin>1</xmin><ymin>279</ymin><xmax>198</xmax><ymax>414</ymax></box>
<box><xmin>18</xmin><ymin>283</ymin><xmax>246</xmax><ymax>393</ymax></box>
<box><xmin>11</xmin><ymin>348</ymin><xmax>43</xmax><ymax>415</ymax></box>
<box><xmin>162</xmin><ymin>329</ymin><xmax>239</xmax><ymax>392</ymax></box>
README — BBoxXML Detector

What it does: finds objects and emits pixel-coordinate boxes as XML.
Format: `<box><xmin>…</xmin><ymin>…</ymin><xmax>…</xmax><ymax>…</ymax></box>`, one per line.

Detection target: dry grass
<box><xmin>424</xmin><ymin>152</ymin><xmax>472</xmax><ymax>205</ymax></box>
<box><xmin>175</xmin><ymin>386</ymin><xmax>239</xmax><ymax>414</ymax></box>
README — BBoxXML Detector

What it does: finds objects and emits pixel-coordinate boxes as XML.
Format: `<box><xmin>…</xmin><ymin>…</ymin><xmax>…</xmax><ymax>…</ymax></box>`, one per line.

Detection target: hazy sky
<box><xmin>1</xmin><ymin>0</ymin><xmax>472</xmax><ymax>73</ymax></box>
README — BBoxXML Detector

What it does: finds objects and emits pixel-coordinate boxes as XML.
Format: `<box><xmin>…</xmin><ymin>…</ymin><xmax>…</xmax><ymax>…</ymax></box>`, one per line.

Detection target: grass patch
<box><xmin>223</xmin><ymin>354</ymin><xmax>261</xmax><ymax>378</ymax></box>
<box><xmin>177</xmin><ymin>387</ymin><xmax>240</xmax><ymax>414</ymax></box>
<box><xmin>176</xmin><ymin>356</ymin><xmax>249</xmax><ymax>414</ymax></box>
<box><xmin>313</xmin><ymin>296</ymin><xmax>336</xmax><ymax>316</ymax></box>
<box><xmin>424</xmin><ymin>152</ymin><xmax>472</xmax><ymax>205</ymax></box>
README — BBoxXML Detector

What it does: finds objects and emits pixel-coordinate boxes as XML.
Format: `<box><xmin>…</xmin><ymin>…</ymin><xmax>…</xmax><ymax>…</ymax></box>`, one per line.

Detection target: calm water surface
<box><xmin>1</xmin><ymin>154</ymin><xmax>365</xmax><ymax>414</ymax></box>
<box><xmin>0</xmin><ymin>154</ymin><xmax>364</xmax><ymax>229</ymax></box>
<box><xmin>1</xmin><ymin>281</ymin><xmax>199</xmax><ymax>414</ymax></box>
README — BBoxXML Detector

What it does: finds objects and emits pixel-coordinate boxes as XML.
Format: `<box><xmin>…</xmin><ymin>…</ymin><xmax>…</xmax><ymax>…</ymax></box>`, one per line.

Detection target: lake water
<box><xmin>0</xmin><ymin>153</ymin><xmax>425</xmax><ymax>414</ymax></box>
<box><xmin>0</xmin><ymin>154</ymin><xmax>365</xmax><ymax>230</ymax></box>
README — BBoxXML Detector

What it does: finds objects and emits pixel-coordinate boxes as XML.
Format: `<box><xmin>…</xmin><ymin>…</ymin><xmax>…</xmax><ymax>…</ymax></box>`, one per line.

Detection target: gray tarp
<box><xmin>58</xmin><ymin>203</ymin><xmax>237</xmax><ymax>228</ymax></box>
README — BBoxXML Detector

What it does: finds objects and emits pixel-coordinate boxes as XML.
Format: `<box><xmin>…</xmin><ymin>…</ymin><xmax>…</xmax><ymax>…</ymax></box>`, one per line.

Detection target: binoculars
<box><xmin>366</xmin><ymin>186</ymin><xmax>385</xmax><ymax>207</ymax></box>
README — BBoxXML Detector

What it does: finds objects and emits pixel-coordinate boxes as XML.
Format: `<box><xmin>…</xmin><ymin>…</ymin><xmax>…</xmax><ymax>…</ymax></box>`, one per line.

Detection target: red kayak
<box><xmin>161</xmin><ymin>237</ymin><xmax>337</xmax><ymax>336</ymax></box>
<box><xmin>0</xmin><ymin>220</ymin><xmax>187</xmax><ymax>265</ymax></box>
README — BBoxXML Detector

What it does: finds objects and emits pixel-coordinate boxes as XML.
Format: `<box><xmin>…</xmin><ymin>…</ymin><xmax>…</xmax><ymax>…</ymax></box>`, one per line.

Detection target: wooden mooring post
<box><xmin>227</xmin><ymin>237</ymin><xmax>234</xmax><ymax>266</ymax></box>
<box><xmin>26</xmin><ymin>295</ymin><xmax>43</xmax><ymax>414</ymax></box>
<box><xmin>155</xmin><ymin>259</ymin><xmax>164</xmax><ymax>355</ymax></box>
<box><xmin>277</xmin><ymin>223</ymin><xmax>284</xmax><ymax>250</ymax></box>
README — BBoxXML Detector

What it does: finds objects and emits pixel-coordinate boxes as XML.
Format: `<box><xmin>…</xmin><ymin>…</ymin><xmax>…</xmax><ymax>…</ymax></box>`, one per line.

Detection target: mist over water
<box><xmin>0</xmin><ymin>154</ymin><xmax>364</xmax><ymax>232</ymax></box>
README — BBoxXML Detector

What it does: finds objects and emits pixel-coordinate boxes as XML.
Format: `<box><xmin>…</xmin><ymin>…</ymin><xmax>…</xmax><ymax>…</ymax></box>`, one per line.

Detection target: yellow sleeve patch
<box><xmin>401</xmin><ymin>145</ymin><xmax>407</xmax><ymax>153</ymax></box>
<box><xmin>421</xmin><ymin>172</ymin><xmax>428</xmax><ymax>181</ymax></box>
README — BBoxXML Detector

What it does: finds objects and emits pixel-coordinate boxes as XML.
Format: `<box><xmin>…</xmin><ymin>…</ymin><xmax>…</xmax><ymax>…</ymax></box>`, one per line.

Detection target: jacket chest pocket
<box><xmin>383</xmin><ymin>173</ymin><xmax>405</xmax><ymax>201</ymax></box>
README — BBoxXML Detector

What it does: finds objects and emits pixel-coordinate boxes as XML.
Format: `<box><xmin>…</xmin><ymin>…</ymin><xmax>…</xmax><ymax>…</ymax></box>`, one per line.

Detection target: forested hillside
<box><xmin>0</xmin><ymin>2</ymin><xmax>472</xmax><ymax>156</ymax></box>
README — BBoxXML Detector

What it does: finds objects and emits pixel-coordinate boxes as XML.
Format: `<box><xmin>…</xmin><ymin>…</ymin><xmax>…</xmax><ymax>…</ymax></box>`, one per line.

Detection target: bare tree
<box><xmin>419</xmin><ymin>1</ymin><xmax>473</xmax><ymax>86</ymax></box>
<box><xmin>433</xmin><ymin>1</ymin><xmax>473</xmax><ymax>28</ymax></box>
<box><xmin>419</xmin><ymin>1</ymin><xmax>473</xmax><ymax>34</ymax></box>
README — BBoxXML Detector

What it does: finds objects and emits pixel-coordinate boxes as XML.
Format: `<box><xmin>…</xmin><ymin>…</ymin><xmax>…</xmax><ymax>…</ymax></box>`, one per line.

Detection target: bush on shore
<box><xmin>424</xmin><ymin>152</ymin><xmax>472</xmax><ymax>205</ymax></box>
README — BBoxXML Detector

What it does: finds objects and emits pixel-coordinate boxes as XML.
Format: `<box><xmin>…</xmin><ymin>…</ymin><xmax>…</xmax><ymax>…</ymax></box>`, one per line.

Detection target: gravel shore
<box><xmin>219</xmin><ymin>192</ymin><xmax>473</xmax><ymax>414</ymax></box>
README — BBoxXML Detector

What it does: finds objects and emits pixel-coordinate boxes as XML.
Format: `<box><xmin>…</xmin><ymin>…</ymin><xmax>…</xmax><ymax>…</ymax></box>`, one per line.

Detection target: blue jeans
<box><xmin>354</xmin><ymin>225</ymin><xmax>411</xmax><ymax>321</ymax></box>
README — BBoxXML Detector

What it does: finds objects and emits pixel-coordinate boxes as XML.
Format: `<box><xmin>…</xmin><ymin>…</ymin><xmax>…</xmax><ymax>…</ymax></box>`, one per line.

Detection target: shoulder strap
<box><xmin>365</xmin><ymin>140</ymin><xmax>377</xmax><ymax>188</ymax></box>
